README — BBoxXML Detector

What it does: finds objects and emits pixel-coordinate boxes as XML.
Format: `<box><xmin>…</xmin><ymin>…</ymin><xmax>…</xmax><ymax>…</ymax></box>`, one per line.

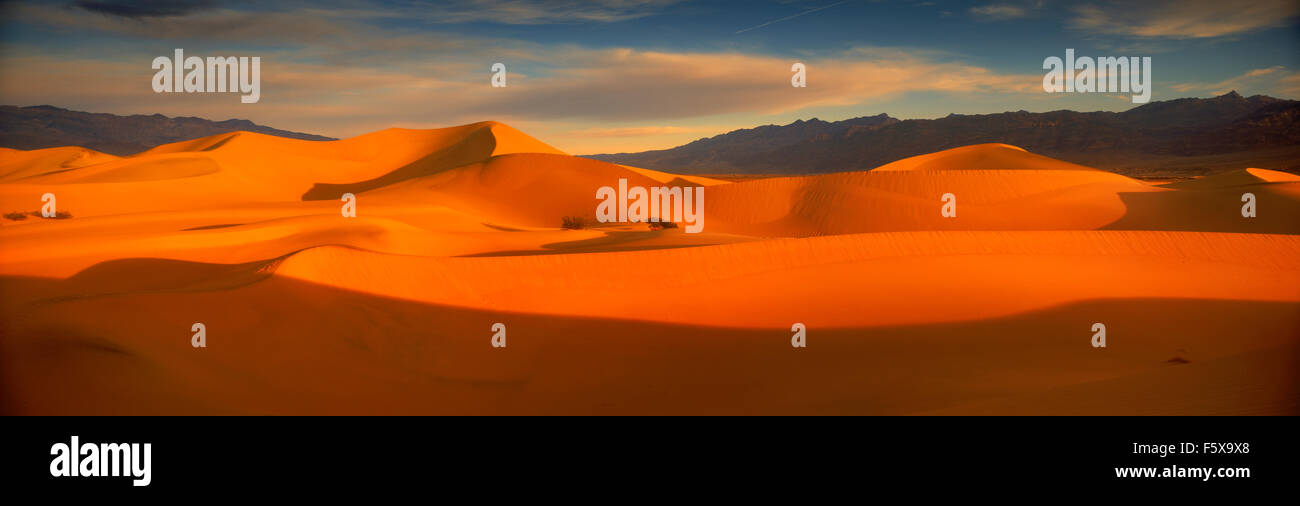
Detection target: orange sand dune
<box><xmin>333</xmin><ymin>142</ymin><xmax>1226</xmax><ymax>237</ymax></box>
<box><xmin>1107</xmin><ymin>169</ymin><xmax>1300</xmax><ymax>234</ymax></box>
<box><xmin>2</xmin><ymin>271</ymin><xmax>1294</xmax><ymax>415</ymax></box>
<box><xmin>0</xmin><ymin>146</ymin><xmax>120</xmax><ymax>183</ymax></box>
<box><xmin>1162</xmin><ymin>167</ymin><xmax>1300</xmax><ymax>189</ymax></box>
<box><xmin>272</xmin><ymin>231</ymin><xmax>1300</xmax><ymax>329</ymax></box>
<box><xmin>871</xmin><ymin>143</ymin><xmax>1091</xmax><ymax>171</ymax></box>
<box><xmin>1</xmin><ymin>123</ymin><xmax>1297</xmax><ymax>415</ymax></box>
<box><xmin>0</xmin><ymin>121</ymin><xmax>565</xmax><ymax>217</ymax></box>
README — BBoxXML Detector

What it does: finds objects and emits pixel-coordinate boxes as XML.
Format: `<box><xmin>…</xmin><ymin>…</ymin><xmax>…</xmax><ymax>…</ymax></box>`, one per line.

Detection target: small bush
<box><xmin>23</xmin><ymin>210</ymin><xmax>72</xmax><ymax>219</ymax></box>
<box><xmin>3</xmin><ymin>212</ymin><xmax>27</xmax><ymax>221</ymax></box>
<box><xmin>650</xmin><ymin>221</ymin><xmax>678</xmax><ymax>230</ymax></box>
<box><xmin>561</xmin><ymin>216</ymin><xmax>588</xmax><ymax>230</ymax></box>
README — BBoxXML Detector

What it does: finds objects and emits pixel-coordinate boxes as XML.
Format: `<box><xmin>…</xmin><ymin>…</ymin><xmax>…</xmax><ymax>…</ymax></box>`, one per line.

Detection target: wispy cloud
<box><xmin>408</xmin><ymin>0</ymin><xmax>684</xmax><ymax>24</ymax></box>
<box><xmin>18</xmin><ymin>3</ymin><xmax>378</xmax><ymax>45</ymax></box>
<box><xmin>9</xmin><ymin>2</ymin><xmax>541</xmax><ymax>67</ymax></box>
<box><xmin>1279</xmin><ymin>74</ymin><xmax>1300</xmax><ymax>97</ymax></box>
<box><xmin>449</xmin><ymin>47</ymin><xmax>1042</xmax><ymax>122</ymax></box>
<box><xmin>1070</xmin><ymin>0</ymin><xmax>1300</xmax><ymax>38</ymax></box>
<box><xmin>968</xmin><ymin>4</ymin><xmax>1027</xmax><ymax>21</ymax></box>
<box><xmin>53</xmin><ymin>0</ymin><xmax>682</xmax><ymax>28</ymax></box>
<box><xmin>0</xmin><ymin>43</ymin><xmax>1043</xmax><ymax>142</ymax></box>
<box><xmin>1169</xmin><ymin>66</ymin><xmax>1298</xmax><ymax>97</ymax></box>
<box><xmin>74</xmin><ymin>0</ymin><xmax>218</xmax><ymax>18</ymax></box>
<box><xmin>566</xmin><ymin>125</ymin><xmax>714</xmax><ymax>137</ymax></box>
<box><xmin>735</xmin><ymin>0</ymin><xmax>851</xmax><ymax>34</ymax></box>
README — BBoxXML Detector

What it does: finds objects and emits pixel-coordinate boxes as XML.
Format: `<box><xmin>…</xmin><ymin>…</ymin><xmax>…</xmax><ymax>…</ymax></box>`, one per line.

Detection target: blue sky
<box><xmin>2</xmin><ymin>0</ymin><xmax>1298</xmax><ymax>153</ymax></box>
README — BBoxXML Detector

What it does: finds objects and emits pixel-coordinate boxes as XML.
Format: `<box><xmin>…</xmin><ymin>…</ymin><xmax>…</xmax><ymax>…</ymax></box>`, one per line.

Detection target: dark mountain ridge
<box><xmin>586</xmin><ymin>92</ymin><xmax>1300</xmax><ymax>177</ymax></box>
<box><xmin>0</xmin><ymin>105</ymin><xmax>334</xmax><ymax>155</ymax></box>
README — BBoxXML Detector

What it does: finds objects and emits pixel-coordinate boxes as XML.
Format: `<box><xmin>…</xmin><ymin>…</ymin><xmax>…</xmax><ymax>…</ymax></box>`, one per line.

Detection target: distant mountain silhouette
<box><xmin>0</xmin><ymin>105</ymin><xmax>334</xmax><ymax>155</ymax></box>
<box><xmin>586</xmin><ymin>92</ymin><xmax>1300</xmax><ymax>176</ymax></box>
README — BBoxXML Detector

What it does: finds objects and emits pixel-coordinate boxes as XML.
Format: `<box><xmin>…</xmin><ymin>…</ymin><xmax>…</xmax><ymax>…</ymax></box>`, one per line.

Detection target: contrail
<box><xmin>734</xmin><ymin>0</ymin><xmax>852</xmax><ymax>34</ymax></box>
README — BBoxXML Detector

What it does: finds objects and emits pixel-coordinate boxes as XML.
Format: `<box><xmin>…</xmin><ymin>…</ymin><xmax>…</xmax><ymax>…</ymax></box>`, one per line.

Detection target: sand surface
<box><xmin>2</xmin><ymin>123</ymin><xmax>1296</xmax><ymax>414</ymax></box>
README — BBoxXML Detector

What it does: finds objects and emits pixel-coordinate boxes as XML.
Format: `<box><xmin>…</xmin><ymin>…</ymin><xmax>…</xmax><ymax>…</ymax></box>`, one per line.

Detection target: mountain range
<box><xmin>587</xmin><ymin>92</ymin><xmax>1300</xmax><ymax>178</ymax></box>
<box><xmin>0</xmin><ymin>105</ymin><xmax>334</xmax><ymax>155</ymax></box>
<box><xmin>5</xmin><ymin>92</ymin><xmax>1298</xmax><ymax>178</ymax></box>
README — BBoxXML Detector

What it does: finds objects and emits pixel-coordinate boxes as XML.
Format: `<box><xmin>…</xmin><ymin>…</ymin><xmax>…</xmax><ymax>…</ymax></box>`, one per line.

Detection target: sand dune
<box><xmin>273</xmin><ymin>230</ymin><xmax>1300</xmax><ymax>328</ymax></box>
<box><xmin>871</xmin><ymin>143</ymin><xmax>1090</xmax><ymax>171</ymax></box>
<box><xmin>699</xmin><ymin>144</ymin><xmax>1158</xmax><ymax>236</ymax></box>
<box><xmin>1</xmin><ymin>122</ymin><xmax>1297</xmax><ymax>415</ymax></box>
<box><xmin>0</xmin><ymin>146</ymin><xmax>120</xmax><ymax>183</ymax></box>
<box><xmin>1162</xmin><ymin>167</ymin><xmax>1300</xmax><ymax>189</ymax></box>
<box><xmin>0</xmin><ymin>121</ymin><xmax>565</xmax><ymax>217</ymax></box>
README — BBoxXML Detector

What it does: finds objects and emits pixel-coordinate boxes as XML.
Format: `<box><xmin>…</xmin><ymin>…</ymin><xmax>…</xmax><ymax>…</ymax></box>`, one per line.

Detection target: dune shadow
<box><xmin>181</xmin><ymin>223</ymin><xmax>243</xmax><ymax>231</ymax></box>
<box><xmin>1104</xmin><ymin>184</ymin><xmax>1300</xmax><ymax>234</ymax></box>
<box><xmin>300</xmin><ymin>127</ymin><xmax>495</xmax><ymax>201</ymax></box>
<box><xmin>480</xmin><ymin>222</ymin><xmax>525</xmax><ymax>232</ymax></box>
<box><xmin>2</xmin><ymin>255</ymin><xmax>1297</xmax><ymax>415</ymax></box>
<box><xmin>30</xmin><ymin>255</ymin><xmax>287</xmax><ymax>304</ymax></box>
<box><xmin>199</xmin><ymin>133</ymin><xmax>240</xmax><ymax>151</ymax></box>
<box><xmin>460</xmin><ymin>230</ymin><xmax>733</xmax><ymax>257</ymax></box>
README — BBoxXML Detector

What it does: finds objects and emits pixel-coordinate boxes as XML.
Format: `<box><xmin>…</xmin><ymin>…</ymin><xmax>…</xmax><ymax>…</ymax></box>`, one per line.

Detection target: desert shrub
<box><xmin>561</xmin><ymin>216</ymin><xmax>588</xmax><ymax>230</ymax></box>
<box><xmin>650</xmin><ymin>221</ymin><xmax>678</xmax><ymax>230</ymax></box>
<box><xmin>26</xmin><ymin>210</ymin><xmax>72</xmax><ymax>219</ymax></box>
<box><xmin>3</xmin><ymin>212</ymin><xmax>27</xmax><ymax>221</ymax></box>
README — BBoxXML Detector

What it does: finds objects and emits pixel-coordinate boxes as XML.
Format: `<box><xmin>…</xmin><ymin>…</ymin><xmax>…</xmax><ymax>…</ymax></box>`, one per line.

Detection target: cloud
<box><xmin>566</xmin><ymin>125</ymin><xmax>714</xmax><ymax>137</ymax></box>
<box><xmin>735</xmin><ymin>0</ymin><xmax>850</xmax><ymax>34</ymax></box>
<box><xmin>1169</xmin><ymin>66</ymin><xmax>1298</xmax><ymax>97</ymax></box>
<box><xmin>1279</xmin><ymin>74</ymin><xmax>1300</xmax><ymax>97</ymax></box>
<box><xmin>1070</xmin><ymin>0</ymin><xmax>1300</xmax><ymax>38</ymax></box>
<box><xmin>414</xmin><ymin>0</ymin><xmax>683</xmax><ymax>24</ymax></box>
<box><xmin>16</xmin><ymin>1</ymin><xmax>678</xmax><ymax>52</ymax></box>
<box><xmin>0</xmin><ymin>43</ymin><xmax>1044</xmax><ymax>137</ymax></box>
<box><xmin>17</xmin><ymin>3</ymin><xmax>369</xmax><ymax>44</ymax></box>
<box><xmin>74</xmin><ymin>0</ymin><xmax>217</xmax><ymax>18</ymax></box>
<box><xmin>969</xmin><ymin>4</ymin><xmax>1027</xmax><ymax>21</ymax></box>
<box><xmin>445</xmin><ymin>47</ymin><xmax>1042</xmax><ymax>122</ymax></box>
<box><xmin>8</xmin><ymin>2</ymin><xmax>532</xmax><ymax>67</ymax></box>
<box><xmin>66</xmin><ymin>0</ymin><xmax>685</xmax><ymax>26</ymax></box>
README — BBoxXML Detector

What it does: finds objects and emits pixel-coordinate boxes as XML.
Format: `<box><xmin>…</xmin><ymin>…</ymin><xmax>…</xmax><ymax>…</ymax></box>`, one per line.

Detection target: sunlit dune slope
<box><xmin>0</xmin><ymin>146</ymin><xmax>120</xmax><ymax>183</ymax></box>
<box><xmin>0</xmin><ymin>121</ymin><xmax>566</xmax><ymax>217</ymax></box>
<box><xmin>870</xmin><ymin>143</ymin><xmax>1090</xmax><ymax>172</ymax></box>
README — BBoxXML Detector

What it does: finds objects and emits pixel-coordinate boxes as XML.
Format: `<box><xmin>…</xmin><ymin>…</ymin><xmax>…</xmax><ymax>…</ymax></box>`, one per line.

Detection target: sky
<box><xmin>1</xmin><ymin>0</ymin><xmax>1298</xmax><ymax>154</ymax></box>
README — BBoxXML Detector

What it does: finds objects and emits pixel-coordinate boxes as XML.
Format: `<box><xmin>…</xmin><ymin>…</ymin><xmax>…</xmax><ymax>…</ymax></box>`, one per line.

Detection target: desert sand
<box><xmin>1</xmin><ymin>122</ymin><xmax>1296</xmax><ymax>414</ymax></box>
